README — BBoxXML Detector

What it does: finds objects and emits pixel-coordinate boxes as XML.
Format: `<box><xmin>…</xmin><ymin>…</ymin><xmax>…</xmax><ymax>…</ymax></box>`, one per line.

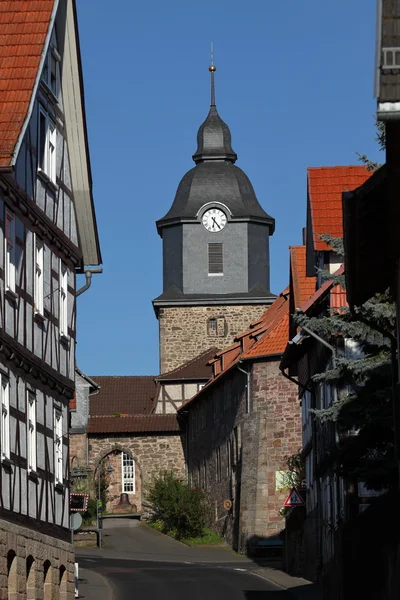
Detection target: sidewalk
<box><xmin>251</xmin><ymin>566</ymin><xmax>323</xmax><ymax>600</ymax></box>
<box><xmin>77</xmin><ymin>567</ymin><xmax>113</xmax><ymax>600</ymax></box>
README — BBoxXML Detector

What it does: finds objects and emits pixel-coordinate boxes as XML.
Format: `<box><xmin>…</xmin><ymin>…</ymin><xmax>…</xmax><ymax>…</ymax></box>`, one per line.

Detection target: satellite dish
<box><xmin>70</xmin><ymin>512</ymin><xmax>82</xmax><ymax>531</ymax></box>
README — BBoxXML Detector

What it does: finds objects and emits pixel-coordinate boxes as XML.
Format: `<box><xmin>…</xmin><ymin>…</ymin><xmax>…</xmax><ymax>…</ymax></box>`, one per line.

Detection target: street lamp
<box><xmin>97</xmin><ymin>460</ymin><xmax>113</xmax><ymax>549</ymax></box>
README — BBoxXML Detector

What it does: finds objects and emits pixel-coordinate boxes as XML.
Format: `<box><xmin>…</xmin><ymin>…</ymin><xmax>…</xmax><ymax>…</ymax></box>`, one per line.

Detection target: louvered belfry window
<box><xmin>208</xmin><ymin>243</ymin><xmax>223</xmax><ymax>275</ymax></box>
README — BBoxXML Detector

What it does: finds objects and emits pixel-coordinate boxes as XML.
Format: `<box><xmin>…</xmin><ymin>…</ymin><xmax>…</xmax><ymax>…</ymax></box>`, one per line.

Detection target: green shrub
<box><xmin>82</xmin><ymin>497</ymin><xmax>97</xmax><ymax>525</ymax></box>
<box><xmin>148</xmin><ymin>471</ymin><xmax>207</xmax><ymax>540</ymax></box>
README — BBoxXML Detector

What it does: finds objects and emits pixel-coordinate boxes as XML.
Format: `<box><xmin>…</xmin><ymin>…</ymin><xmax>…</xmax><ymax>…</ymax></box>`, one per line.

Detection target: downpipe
<box><xmin>76</xmin><ymin>267</ymin><xmax>103</xmax><ymax>297</ymax></box>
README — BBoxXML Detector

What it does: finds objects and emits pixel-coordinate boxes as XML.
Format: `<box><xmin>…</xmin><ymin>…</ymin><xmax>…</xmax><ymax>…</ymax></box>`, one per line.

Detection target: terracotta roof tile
<box><xmin>308</xmin><ymin>167</ymin><xmax>372</xmax><ymax>251</ymax></box>
<box><xmin>0</xmin><ymin>1</ymin><xmax>54</xmax><ymax>166</ymax></box>
<box><xmin>299</xmin><ymin>265</ymin><xmax>345</xmax><ymax>313</ymax></box>
<box><xmin>242</xmin><ymin>303</ymin><xmax>289</xmax><ymax>359</ymax></box>
<box><xmin>179</xmin><ymin>290</ymin><xmax>291</xmax><ymax>410</ymax></box>
<box><xmin>88</xmin><ymin>376</ymin><xmax>157</xmax><ymax>416</ymax></box>
<box><xmin>157</xmin><ymin>347</ymin><xmax>217</xmax><ymax>381</ymax></box>
<box><xmin>87</xmin><ymin>414</ymin><xmax>180</xmax><ymax>434</ymax></box>
<box><xmin>290</xmin><ymin>246</ymin><xmax>316</xmax><ymax>309</ymax></box>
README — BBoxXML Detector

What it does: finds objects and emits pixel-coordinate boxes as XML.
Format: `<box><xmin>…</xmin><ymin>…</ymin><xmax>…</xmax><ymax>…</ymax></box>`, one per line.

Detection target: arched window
<box><xmin>7</xmin><ymin>551</ymin><xmax>17</xmax><ymax>600</ymax></box>
<box><xmin>43</xmin><ymin>561</ymin><xmax>52</xmax><ymax>600</ymax></box>
<box><xmin>26</xmin><ymin>556</ymin><xmax>35</xmax><ymax>600</ymax></box>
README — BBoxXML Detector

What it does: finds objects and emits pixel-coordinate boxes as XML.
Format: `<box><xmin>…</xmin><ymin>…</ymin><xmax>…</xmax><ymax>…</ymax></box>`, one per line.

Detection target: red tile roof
<box><xmin>290</xmin><ymin>246</ymin><xmax>316</xmax><ymax>309</ymax></box>
<box><xmin>87</xmin><ymin>414</ymin><xmax>180</xmax><ymax>434</ymax></box>
<box><xmin>308</xmin><ymin>167</ymin><xmax>372</xmax><ymax>251</ymax></box>
<box><xmin>299</xmin><ymin>265</ymin><xmax>345</xmax><ymax>313</ymax></box>
<box><xmin>0</xmin><ymin>1</ymin><xmax>55</xmax><ymax>166</ymax></box>
<box><xmin>179</xmin><ymin>289</ymin><xmax>291</xmax><ymax>410</ymax></box>
<box><xmin>157</xmin><ymin>347</ymin><xmax>217</xmax><ymax>381</ymax></box>
<box><xmin>88</xmin><ymin>376</ymin><xmax>157</xmax><ymax>416</ymax></box>
<box><xmin>242</xmin><ymin>306</ymin><xmax>289</xmax><ymax>358</ymax></box>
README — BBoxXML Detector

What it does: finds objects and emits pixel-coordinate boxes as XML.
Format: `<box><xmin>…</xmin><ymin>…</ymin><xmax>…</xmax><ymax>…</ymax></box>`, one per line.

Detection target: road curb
<box><xmin>249</xmin><ymin>567</ymin><xmax>323</xmax><ymax>600</ymax></box>
<box><xmin>78</xmin><ymin>567</ymin><xmax>115</xmax><ymax>600</ymax></box>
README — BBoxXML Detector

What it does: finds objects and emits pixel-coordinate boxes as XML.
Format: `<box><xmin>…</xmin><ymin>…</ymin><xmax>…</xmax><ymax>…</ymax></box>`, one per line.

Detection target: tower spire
<box><xmin>209</xmin><ymin>42</ymin><xmax>216</xmax><ymax>106</ymax></box>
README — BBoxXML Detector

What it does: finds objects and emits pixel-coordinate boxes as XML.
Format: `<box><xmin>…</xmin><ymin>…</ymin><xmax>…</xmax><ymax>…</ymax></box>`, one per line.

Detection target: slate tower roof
<box><xmin>157</xmin><ymin>66</ymin><xmax>274</xmax><ymax>234</ymax></box>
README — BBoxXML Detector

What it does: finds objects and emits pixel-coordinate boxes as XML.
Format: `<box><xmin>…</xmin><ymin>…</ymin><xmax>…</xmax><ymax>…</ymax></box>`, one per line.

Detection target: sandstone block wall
<box><xmin>0</xmin><ymin>518</ymin><xmax>74</xmax><ymax>600</ymax></box>
<box><xmin>87</xmin><ymin>433</ymin><xmax>185</xmax><ymax>514</ymax></box>
<box><xmin>158</xmin><ymin>304</ymin><xmax>269</xmax><ymax>372</ymax></box>
<box><xmin>186</xmin><ymin>358</ymin><xmax>302</xmax><ymax>553</ymax></box>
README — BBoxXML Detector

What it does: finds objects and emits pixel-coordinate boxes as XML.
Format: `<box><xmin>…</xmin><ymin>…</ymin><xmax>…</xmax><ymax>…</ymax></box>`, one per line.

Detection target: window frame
<box><xmin>121</xmin><ymin>452</ymin><xmax>135</xmax><ymax>494</ymax></box>
<box><xmin>208</xmin><ymin>243</ymin><xmax>223</xmax><ymax>276</ymax></box>
<box><xmin>0</xmin><ymin>375</ymin><xmax>10</xmax><ymax>461</ymax></box>
<box><xmin>59</xmin><ymin>262</ymin><xmax>68</xmax><ymax>338</ymax></box>
<box><xmin>53</xmin><ymin>409</ymin><xmax>63</xmax><ymax>485</ymax></box>
<box><xmin>34</xmin><ymin>237</ymin><xmax>44</xmax><ymax>316</ymax></box>
<box><xmin>42</xmin><ymin>46</ymin><xmax>60</xmax><ymax>98</ymax></box>
<box><xmin>5</xmin><ymin>210</ymin><xmax>16</xmax><ymax>294</ymax></box>
<box><xmin>27</xmin><ymin>391</ymin><xmax>37</xmax><ymax>473</ymax></box>
<box><xmin>38</xmin><ymin>106</ymin><xmax>57</xmax><ymax>184</ymax></box>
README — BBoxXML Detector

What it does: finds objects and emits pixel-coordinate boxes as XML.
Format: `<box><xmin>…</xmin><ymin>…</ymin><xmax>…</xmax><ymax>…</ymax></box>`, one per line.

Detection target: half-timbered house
<box><xmin>0</xmin><ymin>2</ymin><xmax>101</xmax><ymax>598</ymax></box>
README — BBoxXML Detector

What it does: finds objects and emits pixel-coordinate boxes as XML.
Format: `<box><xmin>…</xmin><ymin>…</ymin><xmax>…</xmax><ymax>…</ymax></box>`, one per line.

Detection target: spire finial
<box><xmin>209</xmin><ymin>42</ymin><xmax>216</xmax><ymax>106</ymax></box>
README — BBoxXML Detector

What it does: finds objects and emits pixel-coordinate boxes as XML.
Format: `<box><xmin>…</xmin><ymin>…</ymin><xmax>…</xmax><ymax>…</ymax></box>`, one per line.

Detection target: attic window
<box><xmin>382</xmin><ymin>48</ymin><xmax>400</xmax><ymax>69</ymax></box>
<box><xmin>38</xmin><ymin>107</ymin><xmax>56</xmax><ymax>184</ymax></box>
<box><xmin>42</xmin><ymin>47</ymin><xmax>60</xmax><ymax>97</ymax></box>
<box><xmin>208</xmin><ymin>243</ymin><xmax>223</xmax><ymax>275</ymax></box>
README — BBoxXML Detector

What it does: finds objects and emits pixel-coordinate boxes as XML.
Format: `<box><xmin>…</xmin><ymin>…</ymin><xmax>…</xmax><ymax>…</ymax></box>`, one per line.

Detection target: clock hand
<box><xmin>212</xmin><ymin>217</ymin><xmax>221</xmax><ymax>230</ymax></box>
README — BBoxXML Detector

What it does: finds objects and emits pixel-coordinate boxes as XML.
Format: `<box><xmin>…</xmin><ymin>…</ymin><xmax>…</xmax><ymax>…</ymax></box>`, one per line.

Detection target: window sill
<box><xmin>41</xmin><ymin>81</ymin><xmax>59</xmax><ymax>105</ymax></box>
<box><xmin>5</xmin><ymin>288</ymin><xmax>17</xmax><ymax>303</ymax></box>
<box><xmin>37</xmin><ymin>169</ymin><xmax>58</xmax><ymax>193</ymax></box>
<box><xmin>208</xmin><ymin>273</ymin><xmax>224</xmax><ymax>277</ymax></box>
<box><xmin>28</xmin><ymin>469</ymin><xmax>39</xmax><ymax>482</ymax></box>
<box><xmin>34</xmin><ymin>311</ymin><xmax>46</xmax><ymax>325</ymax></box>
<box><xmin>59</xmin><ymin>334</ymin><xmax>70</xmax><ymax>348</ymax></box>
<box><xmin>1</xmin><ymin>457</ymin><xmax>13</xmax><ymax>470</ymax></box>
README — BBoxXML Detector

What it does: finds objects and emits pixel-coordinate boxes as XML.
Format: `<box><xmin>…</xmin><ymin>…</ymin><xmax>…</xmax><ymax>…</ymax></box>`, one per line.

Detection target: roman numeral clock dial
<box><xmin>202</xmin><ymin>208</ymin><xmax>227</xmax><ymax>232</ymax></box>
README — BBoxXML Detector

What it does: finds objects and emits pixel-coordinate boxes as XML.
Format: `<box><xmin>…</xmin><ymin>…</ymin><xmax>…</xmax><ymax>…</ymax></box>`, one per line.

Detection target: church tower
<box><xmin>153</xmin><ymin>65</ymin><xmax>275</xmax><ymax>373</ymax></box>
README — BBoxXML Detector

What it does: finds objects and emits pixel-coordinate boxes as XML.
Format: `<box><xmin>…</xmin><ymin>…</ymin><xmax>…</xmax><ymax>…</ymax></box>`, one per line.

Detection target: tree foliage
<box><xmin>357</xmin><ymin>118</ymin><xmax>386</xmax><ymax>171</ymax></box>
<box><xmin>148</xmin><ymin>471</ymin><xmax>209</xmax><ymax>540</ymax></box>
<box><xmin>295</xmin><ymin>235</ymin><xmax>397</xmax><ymax>491</ymax></box>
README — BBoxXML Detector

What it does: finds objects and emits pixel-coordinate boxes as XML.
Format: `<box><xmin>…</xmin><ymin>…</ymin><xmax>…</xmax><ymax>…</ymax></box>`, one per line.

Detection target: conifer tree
<box><xmin>295</xmin><ymin>235</ymin><xmax>396</xmax><ymax>491</ymax></box>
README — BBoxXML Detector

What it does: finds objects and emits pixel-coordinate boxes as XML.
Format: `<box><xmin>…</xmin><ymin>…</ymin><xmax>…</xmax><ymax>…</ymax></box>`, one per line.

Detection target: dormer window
<box><xmin>38</xmin><ymin>107</ymin><xmax>57</xmax><ymax>184</ymax></box>
<box><xmin>42</xmin><ymin>47</ymin><xmax>60</xmax><ymax>97</ymax></box>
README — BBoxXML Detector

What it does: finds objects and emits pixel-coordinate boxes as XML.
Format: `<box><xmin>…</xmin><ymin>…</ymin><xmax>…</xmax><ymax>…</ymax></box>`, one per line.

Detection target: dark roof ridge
<box><xmin>157</xmin><ymin>346</ymin><xmax>218</xmax><ymax>379</ymax></box>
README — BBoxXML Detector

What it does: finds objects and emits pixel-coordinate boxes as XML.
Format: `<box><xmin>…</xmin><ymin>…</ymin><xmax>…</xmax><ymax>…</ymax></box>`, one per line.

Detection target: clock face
<box><xmin>202</xmin><ymin>208</ymin><xmax>227</xmax><ymax>232</ymax></box>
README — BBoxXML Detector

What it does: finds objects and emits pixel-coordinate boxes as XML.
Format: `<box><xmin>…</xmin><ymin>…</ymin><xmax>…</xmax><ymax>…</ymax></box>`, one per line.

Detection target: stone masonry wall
<box><xmin>87</xmin><ymin>433</ymin><xmax>185</xmax><ymax>515</ymax></box>
<box><xmin>158</xmin><ymin>304</ymin><xmax>269</xmax><ymax>372</ymax></box>
<box><xmin>0</xmin><ymin>518</ymin><xmax>74</xmax><ymax>600</ymax></box>
<box><xmin>186</xmin><ymin>358</ymin><xmax>301</xmax><ymax>553</ymax></box>
<box><xmin>240</xmin><ymin>361</ymin><xmax>302</xmax><ymax>547</ymax></box>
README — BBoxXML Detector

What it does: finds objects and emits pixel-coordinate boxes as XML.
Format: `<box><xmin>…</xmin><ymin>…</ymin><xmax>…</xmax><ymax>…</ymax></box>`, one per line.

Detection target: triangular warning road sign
<box><xmin>284</xmin><ymin>487</ymin><xmax>305</xmax><ymax>507</ymax></box>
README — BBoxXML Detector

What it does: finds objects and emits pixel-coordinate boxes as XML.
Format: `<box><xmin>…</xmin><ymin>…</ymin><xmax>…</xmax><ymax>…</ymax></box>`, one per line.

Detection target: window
<box><xmin>208</xmin><ymin>318</ymin><xmax>217</xmax><ymax>335</ymax></box>
<box><xmin>5</xmin><ymin>211</ymin><xmax>16</xmax><ymax>293</ymax></box>
<box><xmin>38</xmin><ymin>108</ymin><xmax>56</xmax><ymax>184</ymax></box>
<box><xmin>53</xmin><ymin>409</ymin><xmax>63</xmax><ymax>484</ymax></box>
<box><xmin>121</xmin><ymin>452</ymin><xmax>135</xmax><ymax>493</ymax></box>
<box><xmin>27</xmin><ymin>391</ymin><xmax>36</xmax><ymax>472</ymax></box>
<box><xmin>207</xmin><ymin>316</ymin><xmax>226</xmax><ymax>337</ymax></box>
<box><xmin>208</xmin><ymin>243</ymin><xmax>223</xmax><ymax>275</ymax></box>
<box><xmin>1</xmin><ymin>376</ymin><xmax>10</xmax><ymax>461</ymax></box>
<box><xmin>34</xmin><ymin>239</ymin><xmax>44</xmax><ymax>315</ymax></box>
<box><xmin>382</xmin><ymin>47</ymin><xmax>400</xmax><ymax>69</ymax></box>
<box><xmin>42</xmin><ymin>47</ymin><xmax>60</xmax><ymax>96</ymax></box>
<box><xmin>59</xmin><ymin>263</ymin><xmax>68</xmax><ymax>337</ymax></box>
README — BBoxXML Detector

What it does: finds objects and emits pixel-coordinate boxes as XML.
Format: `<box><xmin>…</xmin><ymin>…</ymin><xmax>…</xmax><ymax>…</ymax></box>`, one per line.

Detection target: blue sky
<box><xmin>75</xmin><ymin>0</ymin><xmax>381</xmax><ymax>376</ymax></box>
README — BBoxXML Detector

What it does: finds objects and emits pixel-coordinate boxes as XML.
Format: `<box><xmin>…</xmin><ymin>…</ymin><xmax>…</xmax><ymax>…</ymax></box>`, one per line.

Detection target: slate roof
<box><xmin>290</xmin><ymin>246</ymin><xmax>316</xmax><ymax>309</ymax></box>
<box><xmin>157</xmin><ymin>347</ymin><xmax>217</xmax><ymax>381</ymax></box>
<box><xmin>308</xmin><ymin>166</ymin><xmax>372</xmax><ymax>251</ymax></box>
<box><xmin>87</xmin><ymin>414</ymin><xmax>180</xmax><ymax>434</ymax></box>
<box><xmin>0</xmin><ymin>1</ymin><xmax>55</xmax><ymax>166</ymax></box>
<box><xmin>88</xmin><ymin>376</ymin><xmax>157</xmax><ymax>416</ymax></box>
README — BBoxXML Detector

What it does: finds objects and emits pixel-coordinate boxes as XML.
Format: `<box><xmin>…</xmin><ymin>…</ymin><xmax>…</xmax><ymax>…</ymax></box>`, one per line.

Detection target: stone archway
<box><xmin>7</xmin><ymin>551</ymin><xmax>18</xmax><ymax>600</ymax></box>
<box><xmin>26</xmin><ymin>555</ymin><xmax>36</xmax><ymax>600</ymax></box>
<box><xmin>59</xmin><ymin>565</ymin><xmax>67</xmax><ymax>600</ymax></box>
<box><xmin>43</xmin><ymin>561</ymin><xmax>52</xmax><ymax>600</ymax></box>
<box><xmin>91</xmin><ymin>445</ymin><xmax>143</xmax><ymax>514</ymax></box>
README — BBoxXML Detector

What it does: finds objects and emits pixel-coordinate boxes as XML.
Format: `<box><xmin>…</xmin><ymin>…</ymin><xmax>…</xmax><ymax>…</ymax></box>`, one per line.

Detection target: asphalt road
<box><xmin>79</xmin><ymin>556</ymin><xmax>291</xmax><ymax>600</ymax></box>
